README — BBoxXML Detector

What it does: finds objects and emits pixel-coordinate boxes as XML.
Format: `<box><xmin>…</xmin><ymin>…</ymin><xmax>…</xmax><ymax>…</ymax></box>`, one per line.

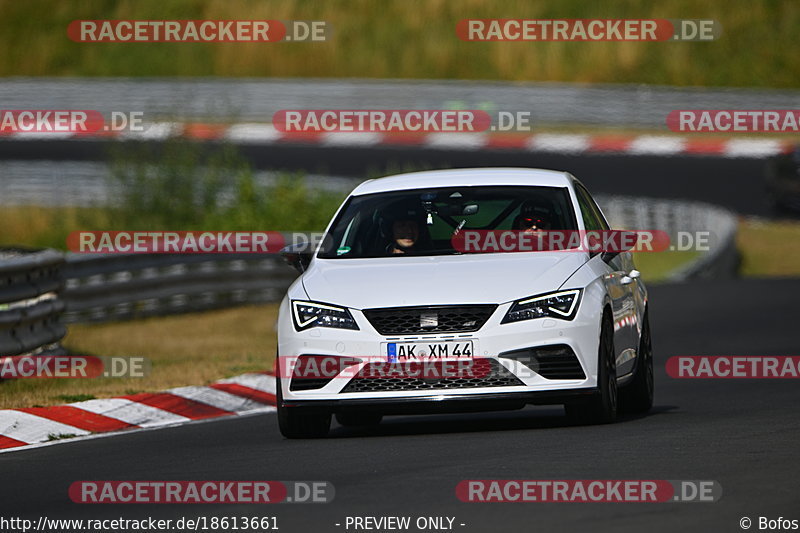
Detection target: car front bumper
<box><xmin>277</xmin><ymin>295</ymin><xmax>603</xmax><ymax>404</ymax></box>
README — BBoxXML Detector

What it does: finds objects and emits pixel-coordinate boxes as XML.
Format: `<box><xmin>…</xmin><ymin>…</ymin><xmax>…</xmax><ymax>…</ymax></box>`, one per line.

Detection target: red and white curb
<box><xmin>0</xmin><ymin>122</ymin><xmax>794</xmax><ymax>158</ymax></box>
<box><xmin>0</xmin><ymin>372</ymin><xmax>277</xmax><ymax>452</ymax></box>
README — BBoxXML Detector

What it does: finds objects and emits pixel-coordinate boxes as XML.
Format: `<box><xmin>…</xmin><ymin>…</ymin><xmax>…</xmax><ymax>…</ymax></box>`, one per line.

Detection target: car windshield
<box><xmin>317</xmin><ymin>185</ymin><xmax>578</xmax><ymax>259</ymax></box>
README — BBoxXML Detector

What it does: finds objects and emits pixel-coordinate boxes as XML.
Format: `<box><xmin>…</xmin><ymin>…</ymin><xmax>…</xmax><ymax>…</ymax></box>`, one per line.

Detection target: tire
<box><xmin>620</xmin><ymin>310</ymin><xmax>654</xmax><ymax>414</ymax></box>
<box><xmin>276</xmin><ymin>361</ymin><xmax>331</xmax><ymax>439</ymax></box>
<box><xmin>335</xmin><ymin>411</ymin><xmax>383</xmax><ymax>427</ymax></box>
<box><xmin>565</xmin><ymin>311</ymin><xmax>618</xmax><ymax>425</ymax></box>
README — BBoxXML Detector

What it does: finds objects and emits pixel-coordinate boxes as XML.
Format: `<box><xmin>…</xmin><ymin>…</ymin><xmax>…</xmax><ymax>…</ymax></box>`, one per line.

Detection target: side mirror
<box><xmin>599</xmin><ymin>230</ymin><xmax>637</xmax><ymax>263</ymax></box>
<box><xmin>600</xmin><ymin>251</ymin><xmax>620</xmax><ymax>263</ymax></box>
<box><xmin>280</xmin><ymin>242</ymin><xmax>313</xmax><ymax>273</ymax></box>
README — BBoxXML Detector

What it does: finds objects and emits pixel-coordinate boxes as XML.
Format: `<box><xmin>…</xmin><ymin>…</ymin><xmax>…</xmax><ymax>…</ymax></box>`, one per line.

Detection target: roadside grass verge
<box><xmin>0</xmin><ymin>206</ymin><xmax>113</xmax><ymax>251</ymax></box>
<box><xmin>0</xmin><ymin>141</ymin><xmax>346</xmax><ymax>250</ymax></box>
<box><xmin>0</xmin><ymin>304</ymin><xmax>278</xmax><ymax>410</ymax></box>
<box><xmin>633</xmin><ymin>250</ymin><xmax>699</xmax><ymax>281</ymax></box>
<box><xmin>637</xmin><ymin>218</ymin><xmax>800</xmax><ymax>281</ymax></box>
<box><xmin>738</xmin><ymin>218</ymin><xmax>800</xmax><ymax>277</ymax></box>
<box><xmin>0</xmin><ymin>0</ymin><xmax>798</xmax><ymax>88</ymax></box>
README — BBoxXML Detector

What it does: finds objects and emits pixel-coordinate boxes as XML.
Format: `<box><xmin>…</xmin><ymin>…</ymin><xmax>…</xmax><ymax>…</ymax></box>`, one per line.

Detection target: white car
<box><xmin>276</xmin><ymin>168</ymin><xmax>653</xmax><ymax>438</ymax></box>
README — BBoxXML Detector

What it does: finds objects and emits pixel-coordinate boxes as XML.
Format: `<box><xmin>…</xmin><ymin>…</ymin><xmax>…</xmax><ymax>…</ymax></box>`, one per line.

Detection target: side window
<box><xmin>575</xmin><ymin>183</ymin><xmax>610</xmax><ymax>231</ymax></box>
<box><xmin>575</xmin><ymin>185</ymin><xmax>602</xmax><ymax>231</ymax></box>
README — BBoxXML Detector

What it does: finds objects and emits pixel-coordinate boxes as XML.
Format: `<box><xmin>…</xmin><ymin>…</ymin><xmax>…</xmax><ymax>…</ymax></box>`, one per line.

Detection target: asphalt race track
<box><xmin>2</xmin><ymin>278</ymin><xmax>798</xmax><ymax>533</ymax></box>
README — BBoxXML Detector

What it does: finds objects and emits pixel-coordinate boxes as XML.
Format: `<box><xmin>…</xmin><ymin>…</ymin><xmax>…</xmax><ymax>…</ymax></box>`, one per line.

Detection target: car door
<box><xmin>574</xmin><ymin>183</ymin><xmax>638</xmax><ymax>376</ymax></box>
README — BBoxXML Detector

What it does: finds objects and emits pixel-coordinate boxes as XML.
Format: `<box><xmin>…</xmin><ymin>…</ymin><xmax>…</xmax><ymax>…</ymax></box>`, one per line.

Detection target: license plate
<box><xmin>386</xmin><ymin>340</ymin><xmax>474</xmax><ymax>362</ymax></box>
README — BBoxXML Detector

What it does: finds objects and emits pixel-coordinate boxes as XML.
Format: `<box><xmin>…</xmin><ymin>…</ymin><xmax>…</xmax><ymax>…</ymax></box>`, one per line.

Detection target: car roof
<box><xmin>350</xmin><ymin>168</ymin><xmax>573</xmax><ymax>196</ymax></box>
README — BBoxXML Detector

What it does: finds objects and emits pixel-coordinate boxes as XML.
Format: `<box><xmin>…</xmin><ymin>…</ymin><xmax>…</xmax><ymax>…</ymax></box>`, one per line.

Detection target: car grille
<box><xmin>340</xmin><ymin>358</ymin><xmax>524</xmax><ymax>393</ymax></box>
<box><xmin>362</xmin><ymin>304</ymin><xmax>497</xmax><ymax>335</ymax></box>
<box><xmin>500</xmin><ymin>344</ymin><xmax>586</xmax><ymax>380</ymax></box>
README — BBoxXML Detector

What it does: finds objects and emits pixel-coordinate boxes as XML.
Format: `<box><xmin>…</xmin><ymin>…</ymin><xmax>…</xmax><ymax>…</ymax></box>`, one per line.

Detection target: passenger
<box><xmin>513</xmin><ymin>211</ymin><xmax>552</xmax><ymax>233</ymax></box>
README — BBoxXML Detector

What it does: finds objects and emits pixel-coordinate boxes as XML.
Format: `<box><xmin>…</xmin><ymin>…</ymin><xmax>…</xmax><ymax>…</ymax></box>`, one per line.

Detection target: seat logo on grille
<box><xmin>420</xmin><ymin>312</ymin><xmax>438</xmax><ymax>328</ymax></box>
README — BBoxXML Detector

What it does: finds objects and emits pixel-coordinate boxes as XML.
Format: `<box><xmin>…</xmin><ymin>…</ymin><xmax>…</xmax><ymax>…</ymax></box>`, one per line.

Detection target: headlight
<box><xmin>291</xmin><ymin>300</ymin><xmax>359</xmax><ymax>331</ymax></box>
<box><xmin>501</xmin><ymin>289</ymin><xmax>582</xmax><ymax>323</ymax></box>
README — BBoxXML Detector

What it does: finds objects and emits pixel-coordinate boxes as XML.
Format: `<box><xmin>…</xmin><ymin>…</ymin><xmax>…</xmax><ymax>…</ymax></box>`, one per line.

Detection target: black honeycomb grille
<box><xmin>340</xmin><ymin>358</ymin><xmax>524</xmax><ymax>393</ymax></box>
<box><xmin>363</xmin><ymin>305</ymin><xmax>497</xmax><ymax>335</ymax></box>
<box><xmin>501</xmin><ymin>344</ymin><xmax>586</xmax><ymax>380</ymax></box>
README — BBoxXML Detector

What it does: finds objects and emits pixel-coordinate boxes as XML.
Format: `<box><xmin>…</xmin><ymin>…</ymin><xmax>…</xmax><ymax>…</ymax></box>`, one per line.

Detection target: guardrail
<box><xmin>597</xmin><ymin>195</ymin><xmax>739</xmax><ymax>281</ymax></box>
<box><xmin>3</xmin><ymin>77</ymin><xmax>800</xmax><ymax>128</ymax></box>
<box><xmin>62</xmin><ymin>253</ymin><xmax>296</xmax><ymax>323</ymax></box>
<box><xmin>64</xmin><ymin>254</ymin><xmax>295</xmax><ymax>323</ymax></box>
<box><xmin>0</xmin><ymin>248</ymin><xmax>66</xmax><ymax>358</ymax></box>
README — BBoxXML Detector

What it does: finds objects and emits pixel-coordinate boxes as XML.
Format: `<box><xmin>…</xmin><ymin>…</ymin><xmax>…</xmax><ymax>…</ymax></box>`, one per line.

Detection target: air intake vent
<box><xmin>500</xmin><ymin>344</ymin><xmax>586</xmax><ymax>380</ymax></box>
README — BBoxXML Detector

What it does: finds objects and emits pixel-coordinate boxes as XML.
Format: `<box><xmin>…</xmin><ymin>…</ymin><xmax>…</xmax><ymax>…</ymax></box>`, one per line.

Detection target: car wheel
<box><xmin>565</xmin><ymin>311</ymin><xmax>617</xmax><ymax>424</ymax></box>
<box><xmin>620</xmin><ymin>309</ymin><xmax>654</xmax><ymax>414</ymax></box>
<box><xmin>276</xmin><ymin>360</ymin><xmax>331</xmax><ymax>439</ymax></box>
<box><xmin>335</xmin><ymin>412</ymin><xmax>383</xmax><ymax>427</ymax></box>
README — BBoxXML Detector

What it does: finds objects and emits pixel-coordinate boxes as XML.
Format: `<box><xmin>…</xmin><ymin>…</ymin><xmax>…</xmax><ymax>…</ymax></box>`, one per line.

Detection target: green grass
<box><xmin>0</xmin><ymin>304</ymin><xmax>278</xmax><ymax>409</ymax></box>
<box><xmin>0</xmin><ymin>141</ymin><xmax>347</xmax><ymax>250</ymax></box>
<box><xmin>54</xmin><ymin>393</ymin><xmax>96</xmax><ymax>403</ymax></box>
<box><xmin>0</xmin><ymin>205</ymin><xmax>113</xmax><ymax>250</ymax></box>
<box><xmin>108</xmin><ymin>141</ymin><xmax>346</xmax><ymax>232</ymax></box>
<box><xmin>738</xmin><ymin>218</ymin><xmax>800</xmax><ymax>277</ymax></box>
<box><xmin>636</xmin><ymin>218</ymin><xmax>800</xmax><ymax>281</ymax></box>
<box><xmin>1</xmin><ymin>0</ymin><xmax>799</xmax><ymax>87</ymax></box>
<box><xmin>633</xmin><ymin>250</ymin><xmax>699</xmax><ymax>282</ymax></box>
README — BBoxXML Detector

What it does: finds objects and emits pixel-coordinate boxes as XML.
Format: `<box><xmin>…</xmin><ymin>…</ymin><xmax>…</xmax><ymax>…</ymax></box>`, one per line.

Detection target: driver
<box><xmin>381</xmin><ymin>202</ymin><xmax>428</xmax><ymax>255</ymax></box>
<box><xmin>387</xmin><ymin>217</ymin><xmax>420</xmax><ymax>254</ymax></box>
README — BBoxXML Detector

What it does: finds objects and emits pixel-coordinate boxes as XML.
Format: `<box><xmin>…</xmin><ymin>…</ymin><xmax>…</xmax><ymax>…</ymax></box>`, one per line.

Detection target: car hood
<box><xmin>301</xmin><ymin>252</ymin><xmax>588</xmax><ymax>309</ymax></box>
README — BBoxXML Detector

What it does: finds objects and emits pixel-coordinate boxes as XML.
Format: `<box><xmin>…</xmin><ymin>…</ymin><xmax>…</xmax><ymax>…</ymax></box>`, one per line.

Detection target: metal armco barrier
<box><xmin>62</xmin><ymin>252</ymin><xmax>296</xmax><ymax>323</ymax></box>
<box><xmin>0</xmin><ymin>248</ymin><xmax>66</xmax><ymax>357</ymax></box>
<box><xmin>596</xmin><ymin>195</ymin><xmax>739</xmax><ymax>282</ymax></box>
<box><xmin>3</xmin><ymin>77</ymin><xmax>799</xmax><ymax>128</ymax></box>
